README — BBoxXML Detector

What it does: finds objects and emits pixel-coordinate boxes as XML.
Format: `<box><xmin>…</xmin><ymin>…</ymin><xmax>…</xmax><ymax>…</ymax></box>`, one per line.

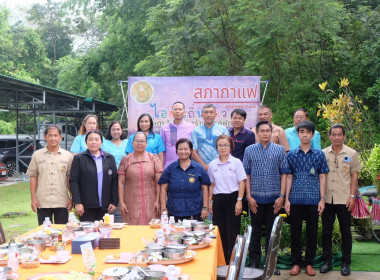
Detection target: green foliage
<box><xmin>279</xmin><ymin>219</ymin><xmax>342</xmax><ymax>256</ymax></box>
<box><xmin>0</xmin><ymin>120</ymin><xmax>15</xmax><ymax>134</ymax></box>
<box><xmin>27</xmin><ymin>0</ymin><xmax>73</xmax><ymax>63</ymax></box>
<box><xmin>367</xmin><ymin>144</ymin><xmax>380</xmax><ymax>191</ymax></box>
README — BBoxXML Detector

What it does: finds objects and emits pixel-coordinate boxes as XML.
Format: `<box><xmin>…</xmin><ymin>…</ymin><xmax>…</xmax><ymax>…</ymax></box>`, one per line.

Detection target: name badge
<box><xmin>343</xmin><ymin>156</ymin><xmax>351</xmax><ymax>163</ymax></box>
<box><xmin>310</xmin><ymin>167</ymin><xmax>315</xmax><ymax>175</ymax></box>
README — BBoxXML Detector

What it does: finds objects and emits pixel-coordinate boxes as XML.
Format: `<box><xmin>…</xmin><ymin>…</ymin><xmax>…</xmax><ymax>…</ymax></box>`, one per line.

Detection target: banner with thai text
<box><xmin>127</xmin><ymin>76</ymin><xmax>260</xmax><ymax>135</ymax></box>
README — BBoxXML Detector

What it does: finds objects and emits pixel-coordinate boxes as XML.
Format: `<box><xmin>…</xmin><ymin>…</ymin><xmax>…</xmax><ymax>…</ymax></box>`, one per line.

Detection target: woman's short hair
<box><xmin>79</xmin><ymin>114</ymin><xmax>99</xmax><ymax>135</ymax></box>
<box><xmin>85</xmin><ymin>130</ymin><xmax>103</xmax><ymax>143</ymax></box>
<box><xmin>176</xmin><ymin>138</ymin><xmax>193</xmax><ymax>152</ymax></box>
<box><xmin>133</xmin><ymin>131</ymin><xmax>148</xmax><ymax>141</ymax></box>
<box><xmin>215</xmin><ymin>135</ymin><xmax>234</xmax><ymax>149</ymax></box>
<box><xmin>106</xmin><ymin>121</ymin><xmax>127</xmax><ymax>140</ymax></box>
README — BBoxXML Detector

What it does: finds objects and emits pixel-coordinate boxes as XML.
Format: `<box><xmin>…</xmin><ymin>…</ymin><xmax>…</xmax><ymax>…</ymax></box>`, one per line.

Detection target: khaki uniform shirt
<box><xmin>252</xmin><ymin>123</ymin><xmax>290</xmax><ymax>152</ymax></box>
<box><xmin>323</xmin><ymin>144</ymin><xmax>362</xmax><ymax>204</ymax></box>
<box><xmin>27</xmin><ymin>147</ymin><xmax>73</xmax><ymax>208</ymax></box>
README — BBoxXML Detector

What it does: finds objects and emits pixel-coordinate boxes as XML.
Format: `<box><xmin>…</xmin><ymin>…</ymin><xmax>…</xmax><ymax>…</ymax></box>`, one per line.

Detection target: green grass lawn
<box><xmin>0</xmin><ymin>182</ymin><xmax>38</xmax><ymax>240</ymax></box>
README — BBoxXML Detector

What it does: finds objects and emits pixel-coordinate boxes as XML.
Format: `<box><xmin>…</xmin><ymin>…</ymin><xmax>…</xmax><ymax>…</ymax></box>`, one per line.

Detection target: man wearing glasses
<box><xmin>321</xmin><ymin>124</ymin><xmax>361</xmax><ymax>276</ymax></box>
<box><xmin>243</xmin><ymin>121</ymin><xmax>289</xmax><ymax>271</ymax></box>
<box><xmin>285</xmin><ymin>108</ymin><xmax>321</xmax><ymax>151</ymax></box>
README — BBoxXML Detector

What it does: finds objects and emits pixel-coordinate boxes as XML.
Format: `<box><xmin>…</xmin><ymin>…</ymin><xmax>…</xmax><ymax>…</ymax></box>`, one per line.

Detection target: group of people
<box><xmin>27</xmin><ymin>102</ymin><xmax>361</xmax><ymax>277</ymax></box>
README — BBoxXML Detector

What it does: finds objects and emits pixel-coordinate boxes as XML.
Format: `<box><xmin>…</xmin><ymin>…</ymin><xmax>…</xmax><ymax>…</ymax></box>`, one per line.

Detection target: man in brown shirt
<box><xmin>27</xmin><ymin>125</ymin><xmax>73</xmax><ymax>225</ymax></box>
<box><xmin>321</xmin><ymin>124</ymin><xmax>361</xmax><ymax>276</ymax></box>
<box><xmin>252</xmin><ymin>105</ymin><xmax>290</xmax><ymax>152</ymax></box>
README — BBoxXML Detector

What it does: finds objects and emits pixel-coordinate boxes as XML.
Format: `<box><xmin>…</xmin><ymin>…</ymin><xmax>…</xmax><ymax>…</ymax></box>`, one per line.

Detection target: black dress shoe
<box><xmin>341</xmin><ymin>264</ymin><xmax>351</xmax><ymax>276</ymax></box>
<box><xmin>274</xmin><ymin>269</ymin><xmax>280</xmax><ymax>275</ymax></box>
<box><xmin>320</xmin><ymin>261</ymin><xmax>332</xmax><ymax>273</ymax></box>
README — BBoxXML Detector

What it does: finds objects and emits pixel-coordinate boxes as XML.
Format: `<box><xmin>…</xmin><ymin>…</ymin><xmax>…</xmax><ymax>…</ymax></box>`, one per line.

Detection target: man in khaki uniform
<box><xmin>252</xmin><ymin>105</ymin><xmax>290</xmax><ymax>152</ymax></box>
<box><xmin>27</xmin><ymin>125</ymin><xmax>73</xmax><ymax>225</ymax></box>
<box><xmin>321</xmin><ymin>124</ymin><xmax>361</xmax><ymax>276</ymax></box>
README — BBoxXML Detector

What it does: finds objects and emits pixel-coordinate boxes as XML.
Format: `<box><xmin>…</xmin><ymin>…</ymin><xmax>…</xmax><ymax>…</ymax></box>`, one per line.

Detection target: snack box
<box><xmin>71</xmin><ymin>235</ymin><xmax>97</xmax><ymax>254</ymax></box>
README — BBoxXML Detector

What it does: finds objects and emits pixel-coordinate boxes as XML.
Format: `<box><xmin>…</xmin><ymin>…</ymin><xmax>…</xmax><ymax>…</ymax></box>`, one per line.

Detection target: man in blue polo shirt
<box><xmin>285</xmin><ymin>108</ymin><xmax>321</xmax><ymax>150</ymax></box>
<box><xmin>191</xmin><ymin>104</ymin><xmax>229</xmax><ymax>171</ymax></box>
<box><xmin>229</xmin><ymin>108</ymin><xmax>255</xmax><ymax>161</ymax></box>
<box><xmin>285</xmin><ymin>121</ymin><xmax>329</xmax><ymax>276</ymax></box>
<box><xmin>243</xmin><ymin>121</ymin><xmax>289</xmax><ymax>271</ymax></box>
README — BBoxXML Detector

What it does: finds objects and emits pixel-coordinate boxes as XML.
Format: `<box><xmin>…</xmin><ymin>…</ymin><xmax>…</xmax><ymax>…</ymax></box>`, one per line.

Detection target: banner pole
<box><xmin>119</xmin><ymin>80</ymin><xmax>128</xmax><ymax>127</ymax></box>
<box><xmin>260</xmin><ymin>80</ymin><xmax>269</xmax><ymax>105</ymax></box>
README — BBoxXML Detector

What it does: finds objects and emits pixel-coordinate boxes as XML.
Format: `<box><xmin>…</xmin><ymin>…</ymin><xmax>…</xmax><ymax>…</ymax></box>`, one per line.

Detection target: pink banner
<box><xmin>127</xmin><ymin>76</ymin><xmax>260</xmax><ymax>135</ymax></box>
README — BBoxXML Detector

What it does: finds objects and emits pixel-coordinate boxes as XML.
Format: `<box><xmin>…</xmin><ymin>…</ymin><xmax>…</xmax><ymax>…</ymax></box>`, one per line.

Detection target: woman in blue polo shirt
<box><xmin>126</xmin><ymin>113</ymin><xmax>165</xmax><ymax>167</ymax></box>
<box><xmin>159</xmin><ymin>138</ymin><xmax>210</xmax><ymax>221</ymax></box>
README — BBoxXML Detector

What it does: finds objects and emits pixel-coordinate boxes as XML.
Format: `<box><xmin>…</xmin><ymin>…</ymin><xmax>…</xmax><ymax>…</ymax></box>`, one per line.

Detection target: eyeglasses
<box><xmin>134</xmin><ymin>140</ymin><xmax>147</xmax><ymax>143</ymax></box>
<box><xmin>218</xmin><ymin>144</ymin><xmax>230</xmax><ymax>148</ymax></box>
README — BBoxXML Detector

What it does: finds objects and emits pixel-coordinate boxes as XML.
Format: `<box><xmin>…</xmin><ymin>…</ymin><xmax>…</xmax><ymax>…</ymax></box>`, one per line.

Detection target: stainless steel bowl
<box><xmin>183</xmin><ymin>236</ymin><xmax>203</xmax><ymax>245</ymax></box>
<box><xmin>138</xmin><ymin>249</ymin><xmax>163</xmax><ymax>259</ymax></box>
<box><xmin>26</xmin><ymin>239</ymin><xmax>46</xmax><ymax>252</ymax></box>
<box><xmin>164</xmin><ymin>236</ymin><xmax>183</xmax><ymax>245</ymax></box>
<box><xmin>173</xmin><ymin>223</ymin><xmax>192</xmax><ymax>233</ymax></box>
<box><xmin>19</xmin><ymin>247</ymin><xmax>33</xmax><ymax>256</ymax></box>
<box><xmin>166</xmin><ymin>244</ymin><xmax>188</xmax><ymax>250</ymax></box>
<box><xmin>0</xmin><ymin>249</ymin><xmax>8</xmax><ymax>258</ymax></box>
<box><xmin>144</xmin><ymin>271</ymin><xmax>166</xmax><ymax>280</ymax></box>
<box><xmin>102</xmin><ymin>266</ymin><xmax>130</xmax><ymax>280</ymax></box>
<box><xmin>33</xmin><ymin>232</ymin><xmax>51</xmax><ymax>244</ymax></box>
<box><xmin>185</xmin><ymin>230</ymin><xmax>207</xmax><ymax>238</ymax></box>
<box><xmin>192</xmin><ymin>222</ymin><xmax>210</xmax><ymax>232</ymax></box>
<box><xmin>0</xmin><ymin>243</ymin><xmax>26</xmax><ymax>250</ymax></box>
<box><xmin>0</xmin><ymin>267</ymin><xmax>12</xmax><ymax>279</ymax></box>
<box><xmin>162</xmin><ymin>248</ymin><xmax>186</xmax><ymax>260</ymax></box>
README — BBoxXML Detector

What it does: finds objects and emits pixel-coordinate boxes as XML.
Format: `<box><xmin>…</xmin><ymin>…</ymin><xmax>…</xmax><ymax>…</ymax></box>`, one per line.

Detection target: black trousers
<box><xmin>249</xmin><ymin>203</ymin><xmax>277</xmax><ymax>267</ymax></box>
<box><xmin>171</xmin><ymin>214</ymin><xmax>201</xmax><ymax>223</ymax></box>
<box><xmin>80</xmin><ymin>207</ymin><xmax>107</xmax><ymax>222</ymax></box>
<box><xmin>290</xmin><ymin>204</ymin><xmax>319</xmax><ymax>267</ymax></box>
<box><xmin>213</xmin><ymin>191</ymin><xmax>241</xmax><ymax>264</ymax></box>
<box><xmin>37</xmin><ymin>208</ymin><xmax>69</xmax><ymax>225</ymax></box>
<box><xmin>322</xmin><ymin>203</ymin><xmax>352</xmax><ymax>265</ymax></box>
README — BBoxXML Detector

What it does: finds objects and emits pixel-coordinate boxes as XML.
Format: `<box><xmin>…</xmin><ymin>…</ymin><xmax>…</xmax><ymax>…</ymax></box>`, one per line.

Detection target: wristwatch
<box><xmin>321</xmin><ymin>196</ymin><xmax>327</xmax><ymax>200</ymax></box>
<box><xmin>350</xmin><ymin>194</ymin><xmax>355</xmax><ymax>198</ymax></box>
<box><xmin>237</xmin><ymin>197</ymin><xmax>243</xmax><ymax>201</ymax></box>
<box><xmin>279</xmin><ymin>194</ymin><xmax>286</xmax><ymax>198</ymax></box>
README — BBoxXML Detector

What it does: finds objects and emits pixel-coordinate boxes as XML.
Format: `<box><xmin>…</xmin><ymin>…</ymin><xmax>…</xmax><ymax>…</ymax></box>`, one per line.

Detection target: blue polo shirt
<box><xmin>287</xmin><ymin>147</ymin><xmax>329</xmax><ymax>205</ymax></box>
<box><xmin>243</xmin><ymin>142</ymin><xmax>290</xmax><ymax>204</ymax></box>
<box><xmin>158</xmin><ymin>160</ymin><xmax>211</xmax><ymax>217</ymax></box>
<box><xmin>229</xmin><ymin>127</ymin><xmax>255</xmax><ymax>161</ymax></box>
<box><xmin>191</xmin><ymin>123</ymin><xmax>229</xmax><ymax>164</ymax></box>
<box><xmin>70</xmin><ymin>134</ymin><xmax>105</xmax><ymax>153</ymax></box>
<box><xmin>285</xmin><ymin>126</ymin><xmax>321</xmax><ymax>151</ymax></box>
<box><xmin>126</xmin><ymin>133</ymin><xmax>166</xmax><ymax>155</ymax></box>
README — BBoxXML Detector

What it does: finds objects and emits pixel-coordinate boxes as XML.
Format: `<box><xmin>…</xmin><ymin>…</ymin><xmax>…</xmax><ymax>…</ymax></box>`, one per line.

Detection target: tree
<box><xmin>27</xmin><ymin>0</ymin><xmax>73</xmax><ymax>63</ymax></box>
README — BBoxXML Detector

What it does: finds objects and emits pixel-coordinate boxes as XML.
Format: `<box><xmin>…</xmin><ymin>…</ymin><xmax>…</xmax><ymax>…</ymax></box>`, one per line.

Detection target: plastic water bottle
<box><xmin>43</xmin><ymin>217</ymin><xmax>52</xmax><ymax>231</ymax></box>
<box><xmin>69</xmin><ymin>212</ymin><xmax>77</xmax><ymax>223</ymax></box>
<box><xmin>161</xmin><ymin>211</ymin><xmax>168</xmax><ymax>229</ymax></box>
<box><xmin>165</xmin><ymin>265</ymin><xmax>179</xmax><ymax>280</ymax></box>
<box><xmin>7</xmin><ymin>243</ymin><xmax>19</xmax><ymax>272</ymax></box>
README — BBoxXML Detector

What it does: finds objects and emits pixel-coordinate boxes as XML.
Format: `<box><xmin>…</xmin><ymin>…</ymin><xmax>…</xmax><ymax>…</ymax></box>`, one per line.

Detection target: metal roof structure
<box><xmin>0</xmin><ymin>74</ymin><xmax>118</xmax><ymax>175</ymax></box>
